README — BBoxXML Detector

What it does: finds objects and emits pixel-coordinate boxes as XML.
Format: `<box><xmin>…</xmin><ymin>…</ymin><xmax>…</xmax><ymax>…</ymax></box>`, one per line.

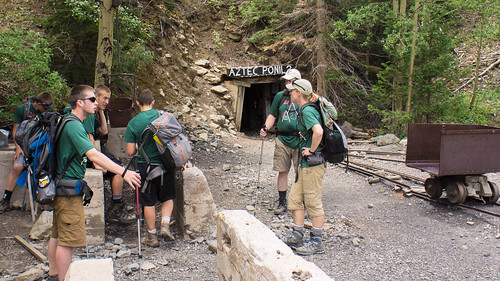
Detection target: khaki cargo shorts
<box><xmin>51</xmin><ymin>196</ymin><xmax>86</xmax><ymax>248</ymax></box>
<box><xmin>288</xmin><ymin>164</ymin><xmax>326</xmax><ymax>218</ymax></box>
<box><xmin>273</xmin><ymin>137</ymin><xmax>298</xmax><ymax>172</ymax></box>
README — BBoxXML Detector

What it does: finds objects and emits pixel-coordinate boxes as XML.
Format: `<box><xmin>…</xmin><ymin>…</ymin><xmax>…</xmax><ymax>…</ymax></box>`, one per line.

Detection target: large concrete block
<box><xmin>183</xmin><ymin>167</ymin><xmax>217</xmax><ymax>236</ymax></box>
<box><xmin>0</xmin><ymin>145</ymin><xmax>15</xmax><ymax>198</ymax></box>
<box><xmin>217</xmin><ymin>210</ymin><xmax>333</xmax><ymax>281</ymax></box>
<box><xmin>65</xmin><ymin>258</ymin><xmax>114</xmax><ymax>281</ymax></box>
<box><xmin>107</xmin><ymin>127</ymin><xmax>128</xmax><ymax>159</ymax></box>
<box><xmin>84</xmin><ymin>168</ymin><xmax>105</xmax><ymax>245</ymax></box>
<box><xmin>0</xmin><ymin>145</ymin><xmax>28</xmax><ymax>208</ymax></box>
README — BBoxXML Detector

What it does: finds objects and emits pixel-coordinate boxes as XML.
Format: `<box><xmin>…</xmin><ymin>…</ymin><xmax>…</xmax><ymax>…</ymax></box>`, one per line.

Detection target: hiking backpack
<box><xmin>15</xmin><ymin>112</ymin><xmax>79</xmax><ymax>204</ymax></box>
<box><xmin>140</xmin><ymin>111</ymin><xmax>192</xmax><ymax>171</ymax></box>
<box><xmin>300</xmin><ymin>97</ymin><xmax>348</xmax><ymax>164</ymax></box>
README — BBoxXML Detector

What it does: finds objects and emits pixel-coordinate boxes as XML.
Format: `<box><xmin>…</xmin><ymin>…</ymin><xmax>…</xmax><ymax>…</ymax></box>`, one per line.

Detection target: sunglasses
<box><xmin>40</xmin><ymin>102</ymin><xmax>53</xmax><ymax>108</ymax></box>
<box><xmin>292</xmin><ymin>81</ymin><xmax>306</xmax><ymax>92</ymax></box>
<box><xmin>81</xmin><ymin>96</ymin><xmax>97</xmax><ymax>103</ymax></box>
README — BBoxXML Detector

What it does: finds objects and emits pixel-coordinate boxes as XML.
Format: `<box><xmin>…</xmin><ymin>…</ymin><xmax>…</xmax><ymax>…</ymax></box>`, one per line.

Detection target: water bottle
<box><xmin>38</xmin><ymin>171</ymin><xmax>51</xmax><ymax>188</ymax></box>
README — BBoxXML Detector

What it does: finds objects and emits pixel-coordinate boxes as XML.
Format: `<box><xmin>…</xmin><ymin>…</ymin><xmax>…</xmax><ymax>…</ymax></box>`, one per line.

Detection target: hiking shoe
<box><xmin>283</xmin><ymin>230</ymin><xmax>304</xmax><ymax>249</ymax></box>
<box><xmin>141</xmin><ymin>232</ymin><xmax>160</xmax><ymax>247</ymax></box>
<box><xmin>0</xmin><ymin>201</ymin><xmax>11</xmax><ymax>213</ymax></box>
<box><xmin>109</xmin><ymin>204</ymin><xmax>135</xmax><ymax>223</ymax></box>
<box><xmin>274</xmin><ymin>200</ymin><xmax>287</xmax><ymax>215</ymax></box>
<box><xmin>160</xmin><ymin>223</ymin><xmax>175</xmax><ymax>241</ymax></box>
<box><xmin>294</xmin><ymin>236</ymin><xmax>325</xmax><ymax>256</ymax></box>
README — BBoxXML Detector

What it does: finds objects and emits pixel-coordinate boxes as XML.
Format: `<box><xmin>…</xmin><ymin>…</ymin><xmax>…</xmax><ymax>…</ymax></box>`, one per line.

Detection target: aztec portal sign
<box><xmin>227</xmin><ymin>65</ymin><xmax>292</xmax><ymax>78</ymax></box>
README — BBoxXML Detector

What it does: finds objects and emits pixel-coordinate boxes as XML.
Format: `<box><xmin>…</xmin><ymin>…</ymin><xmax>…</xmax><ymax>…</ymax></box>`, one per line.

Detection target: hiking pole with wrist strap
<box><xmin>123</xmin><ymin>156</ymin><xmax>142</xmax><ymax>280</ymax></box>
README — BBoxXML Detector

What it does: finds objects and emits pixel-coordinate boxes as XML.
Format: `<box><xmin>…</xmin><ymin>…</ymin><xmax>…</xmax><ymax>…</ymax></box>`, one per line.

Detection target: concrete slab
<box><xmin>65</xmin><ymin>258</ymin><xmax>114</xmax><ymax>281</ymax></box>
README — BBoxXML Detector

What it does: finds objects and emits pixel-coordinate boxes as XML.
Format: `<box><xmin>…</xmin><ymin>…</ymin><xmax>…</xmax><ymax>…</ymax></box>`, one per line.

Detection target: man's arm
<box><xmin>260</xmin><ymin>114</ymin><xmax>276</xmax><ymax>138</ymax></box>
<box><xmin>85</xmin><ymin>148</ymin><xmax>141</xmax><ymax>189</ymax></box>
<box><xmin>126</xmin><ymin>143</ymin><xmax>137</xmax><ymax>157</ymax></box>
<box><xmin>96</xmin><ymin>110</ymin><xmax>108</xmax><ymax>136</ymax></box>
<box><xmin>12</xmin><ymin>123</ymin><xmax>22</xmax><ymax>159</ymax></box>
<box><xmin>87</xmin><ymin>133</ymin><xmax>105</xmax><ymax>172</ymax></box>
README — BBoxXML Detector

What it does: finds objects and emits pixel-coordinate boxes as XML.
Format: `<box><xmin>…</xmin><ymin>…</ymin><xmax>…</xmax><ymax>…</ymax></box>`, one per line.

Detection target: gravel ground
<box><xmin>1</xmin><ymin>133</ymin><xmax>499</xmax><ymax>280</ymax></box>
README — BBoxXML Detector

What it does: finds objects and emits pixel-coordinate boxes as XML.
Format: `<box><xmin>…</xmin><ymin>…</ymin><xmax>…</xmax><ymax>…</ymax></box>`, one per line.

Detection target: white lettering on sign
<box><xmin>227</xmin><ymin>65</ymin><xmax>292</xmax><ymax>77</ymax></box>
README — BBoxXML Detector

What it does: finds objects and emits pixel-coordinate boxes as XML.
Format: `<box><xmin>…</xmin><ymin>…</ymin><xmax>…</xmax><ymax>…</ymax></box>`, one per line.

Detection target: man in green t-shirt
<box><xmin>125</xmin><ymin>89</ymin><xmax>176</xmax><ymax>247</ymax></box>
<box><xmin>282</xmin><ymin>79</ymin><xmax>326</xmax><ymax>256</ymax></box>
<box><xmin>82</xmin><ymin>85</ymin><xmax>134</xmax><ymax>223</ymax></box>
<box><xmin>47</xmin><ymin>85</ymin><xmax>141</xmax><ymax>281</ymax></box>
<box><xmin>260</xmin><ymin>68</ymin><xmax>301</xmax><ymax>215</ymax></box>
<box><xmin>0</xmin><ymin>92</ymin><xmax>53</xmax><ymax>213</ymax></box>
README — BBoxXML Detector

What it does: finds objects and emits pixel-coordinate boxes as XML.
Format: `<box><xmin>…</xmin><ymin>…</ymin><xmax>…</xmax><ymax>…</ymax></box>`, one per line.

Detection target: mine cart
<box><xmin>406</xmin><ymin>123</ymin><xmax>500</xmax><ymax>204</ymax></box>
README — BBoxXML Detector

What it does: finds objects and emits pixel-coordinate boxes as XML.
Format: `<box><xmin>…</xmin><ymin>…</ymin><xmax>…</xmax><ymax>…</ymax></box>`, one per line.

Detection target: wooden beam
<box><xmin>14</xmin><ymin>235</ymin><xmax>48</xmax><ymax>264</ymax></box>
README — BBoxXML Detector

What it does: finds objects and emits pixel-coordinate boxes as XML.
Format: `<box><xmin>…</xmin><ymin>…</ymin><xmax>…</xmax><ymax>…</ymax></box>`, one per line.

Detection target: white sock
<box><xmin>161</xmin><ymin>216</ymin><xmax>171</xmax><ymax>225</ymax></box>
<box><xmin>148</xmin><ymin>228</ymin><xmax>157</xmax><ymax>234</ymax></box>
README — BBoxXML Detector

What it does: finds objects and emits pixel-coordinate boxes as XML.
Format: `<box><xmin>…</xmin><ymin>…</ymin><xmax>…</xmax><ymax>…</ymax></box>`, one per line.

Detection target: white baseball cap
<box><xmin>281</xmin><ymin>68</ymin><xmax>301</xmax><ymax>80</ymax></box>
<box><xmin>286</xmin><ymin>79</ymin><xmax>312</xmax><ymax>96</ymax></box>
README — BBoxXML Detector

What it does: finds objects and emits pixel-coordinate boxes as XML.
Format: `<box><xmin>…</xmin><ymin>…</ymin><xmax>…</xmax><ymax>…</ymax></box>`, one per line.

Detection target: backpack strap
<box><xmin>51</xmin><ymin>114</ymin><xmax>81</xmax><ymax>182</ymax></box>
<box><xmin>139</xmin><ymin>128</ymin><xmax>152</xmax><ymax>166</ymax></box>
<box><xmin>298</xmin><ymin>101</ymin><xmax>321</xmax><ymax>127</ymax></box>
<box><xmin>273</xmin><ymin>89</ymin><xmax>290</xmax><ymax>117</ymax></box>
<box><xmin>23</xmin><ymin>100</ymin><xmax>32</xmax><ymax>121</ymax></box>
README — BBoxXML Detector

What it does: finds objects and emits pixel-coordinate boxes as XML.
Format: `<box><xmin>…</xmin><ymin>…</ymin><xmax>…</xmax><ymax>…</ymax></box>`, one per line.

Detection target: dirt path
<box><xmin>1</xmin><ymin>133</ymin><xmax>499</xmax><ymax>280</ymax></box>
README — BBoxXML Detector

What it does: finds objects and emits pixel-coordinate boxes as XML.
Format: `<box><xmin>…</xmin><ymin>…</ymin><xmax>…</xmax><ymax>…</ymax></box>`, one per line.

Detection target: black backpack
<box><xmin>300</xmin><ymin>99</ymin><xmax>348</xmax><ymax>164</ymax></box>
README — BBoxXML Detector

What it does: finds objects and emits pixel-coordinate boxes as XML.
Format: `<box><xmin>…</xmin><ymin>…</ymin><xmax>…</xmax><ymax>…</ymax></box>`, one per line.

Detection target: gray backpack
<box><xmin>140</xmin><ymin>111</ymin><xmax>192</xmax><ymax>171</ymax></box>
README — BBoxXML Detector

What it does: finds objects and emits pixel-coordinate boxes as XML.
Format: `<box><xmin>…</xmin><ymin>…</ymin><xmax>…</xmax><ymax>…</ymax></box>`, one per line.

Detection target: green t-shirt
<box><xmin>13</xmin><ymin>103</ymin><xmax>45</xmax><ymax>123</ymax></box>
<box><xmin>298</xmin><ymin>105</ymin><xmax>323</xmax><ymax>167</ymax></box>
<box><xmin>125</xmin><ymin>109</ymin><xmax>160</xmax><ymax>164</ymax></box>
<box><xmin>56</xmin><ymin>114</ymin><xmax>95</xmax><ymax>180</ymax></box>
<box><xmin>64</xmin><ymin>105</ymin><xmax>94</xmax><ymax>135</ymax></box>
<box><xmin>268</xmin><ymin>90</ymin><xmax>299</xmax><ymax>148</ymax></box>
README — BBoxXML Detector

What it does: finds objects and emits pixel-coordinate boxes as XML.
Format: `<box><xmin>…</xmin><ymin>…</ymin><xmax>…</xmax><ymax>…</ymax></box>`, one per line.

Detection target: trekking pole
<box><xmin>121</xmin><ymin>156</ymin><xmax>142</xmax><ymax>279</ymax></box>
<box><xmin>256</xmin><ymin>137</ymin><xmax>265</xmax><ymax>188</ymax></box>
<box><xmin>254</xmin><ymin>137</ymin><xmax>265</xmax><ymax>215</ymax></box>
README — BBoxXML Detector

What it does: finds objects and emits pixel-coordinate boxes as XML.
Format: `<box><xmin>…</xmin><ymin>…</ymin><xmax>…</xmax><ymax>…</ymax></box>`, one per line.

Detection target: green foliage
<box><xmin>332</xmin><ymin>1</ymin><xmax>500</xmax><ymax>132</ymax></box>
<box><xmin>239</xmin><ymin>0</ymin><xmax>295</xmax><ymax>25</ymax></box>
<box><xmin>212</xmin><ymin>30</ymin><xmax>226</xmax><ymax>48</ymax></box>
<box><xmin>42</xmin><ymin>0</ymin><xmax>155</xmax><ymax>86</ymax></box>
<box><xmin>0</xmin><ymin>28</ymin><xmax>69</xmax><ymax>117</ymax></box>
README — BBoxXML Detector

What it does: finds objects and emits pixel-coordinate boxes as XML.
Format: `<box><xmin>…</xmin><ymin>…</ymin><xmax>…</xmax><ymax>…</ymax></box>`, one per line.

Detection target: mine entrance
<box><xmin>239</xmin><ymin>81</ymin><xmax>282</xmax><ymax>134</ymax></box>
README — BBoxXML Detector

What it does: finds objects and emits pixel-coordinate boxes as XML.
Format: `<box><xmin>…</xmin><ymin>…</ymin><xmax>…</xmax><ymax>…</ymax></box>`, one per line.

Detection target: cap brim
<box><xmin>285</xmin><ymin>84</ymin><xmax>295</xmax><ymax>91</ymax></box>
<box><xmin>281</xmin><ymin>74</ymin><xmax>294</xmax><ymax>80</ymax></box>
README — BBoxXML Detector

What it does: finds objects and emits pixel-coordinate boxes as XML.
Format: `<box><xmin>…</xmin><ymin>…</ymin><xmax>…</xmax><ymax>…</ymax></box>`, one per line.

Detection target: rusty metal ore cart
<box><xmin>406</xmin><ymin>123</ymin><xmax>500</xmax><ymax>204</ymax></box>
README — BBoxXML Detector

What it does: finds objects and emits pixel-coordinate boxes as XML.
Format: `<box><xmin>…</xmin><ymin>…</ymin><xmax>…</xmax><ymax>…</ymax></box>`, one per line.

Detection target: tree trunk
<box><xmin>94</xmin><ymin>0</ymin><xmax>117</xmax><ymax>88</ymax></box>
<box><xmin>316</xmin><ymin>0</ymin><xmax>327</xmax><ymax>96</ymax></box>
<box><xmin>406</xmin><ymin>0</ymin><xmax>421</xmax><ymax>114</ymax></box>
<box><xmin>470</xmin><ymin>13</ymin><xmax>483</xmax><ymax>109</ymax></box>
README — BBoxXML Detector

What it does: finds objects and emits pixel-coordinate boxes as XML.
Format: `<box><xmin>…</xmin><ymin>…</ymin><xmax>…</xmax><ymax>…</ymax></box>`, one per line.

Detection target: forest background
<box><xmin>0</xmin><ymin>0</ymin><xmax>499</xmax><ymax>136</ymax></box>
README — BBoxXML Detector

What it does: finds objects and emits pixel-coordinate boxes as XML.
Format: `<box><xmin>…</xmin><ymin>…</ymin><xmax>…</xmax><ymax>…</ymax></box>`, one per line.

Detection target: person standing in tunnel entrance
<box><xmin>260</xmin><ymin>68</ymin><xmax>301</xmax><ymax>215</ymax></box>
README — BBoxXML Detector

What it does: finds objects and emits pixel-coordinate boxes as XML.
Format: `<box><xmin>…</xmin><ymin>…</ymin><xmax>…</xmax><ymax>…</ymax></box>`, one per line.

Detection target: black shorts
<box><xmin>138</xmin><ymin>163</ymin><xmax>176</xmax><ymax>207</ymax></box>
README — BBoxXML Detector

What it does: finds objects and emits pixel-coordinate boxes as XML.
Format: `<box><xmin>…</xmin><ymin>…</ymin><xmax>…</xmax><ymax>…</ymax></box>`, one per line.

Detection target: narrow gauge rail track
<box><xmin>338</xmin><ymin>160</ymin><xmax>500</xmax><ymax>218</ymax></box>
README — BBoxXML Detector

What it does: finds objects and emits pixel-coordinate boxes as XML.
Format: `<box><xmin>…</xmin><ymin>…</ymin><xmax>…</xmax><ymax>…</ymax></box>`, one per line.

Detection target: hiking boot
<box><xmin>0</xmin><ymin>201</ymin><xmax>11</xmax><ymax>213</ymax></box>
<box><xmin>274</xmin><ymin>200</ymin><xmax>287</xmax><ymax>215</ymax></box>
<box><xmin>294</xmin><ymin>236</ymin><xmax>325</xmax><ymax>256</ymax></box>
<box><xmin>283</xmin><ymin>230</ymin><xmax>304</xmax><ymax>249</ymax></box>
<box><xmin>109</xmin><ymin>203</ymin><xmax>135</xmax><ymax>223</ymax></box>
<box><xmin>160</xmin><ymin>223</ymin><xmax>175</xmax><ymax>241</ymax></box>
<box><xmin>141</xmin><ymin>232</ymin><xmax>160</xmax><ymax>247</ymax></box>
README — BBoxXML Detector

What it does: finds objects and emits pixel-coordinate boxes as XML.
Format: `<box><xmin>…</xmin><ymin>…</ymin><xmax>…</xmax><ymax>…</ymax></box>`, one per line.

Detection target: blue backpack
<box><xmin>15</xmin><ymin>112</ymin><xmax>79</xmax><ymax>204</ymax></box>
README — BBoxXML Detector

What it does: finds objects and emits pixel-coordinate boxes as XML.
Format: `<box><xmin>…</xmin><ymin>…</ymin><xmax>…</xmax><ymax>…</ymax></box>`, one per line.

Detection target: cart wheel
<box><xmin>424</xmin><ymin>178</ymin><xmax>443</xmax><ymax>199</ymax></box>
<box><xmin>446</xmin><ymin>181</ymin><xmax>467</xmax><ymax>204</ymax></box>
<box><xmin>484</xmin><ymin>181</ymin><xmax>499</xmax><ymax>204</ymax></box>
